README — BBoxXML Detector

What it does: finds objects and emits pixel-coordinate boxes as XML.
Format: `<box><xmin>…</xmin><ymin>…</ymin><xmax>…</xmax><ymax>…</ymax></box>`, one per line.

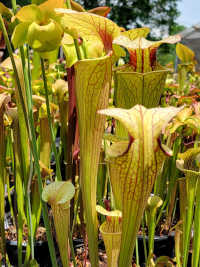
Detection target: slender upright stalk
<box><xmin>146</xmin><ymin>195</ymin><xmax>163</xmax><ymax>264</ymax></box>
<box><xmin>65</xmin><ymin>0</ymin><xmax>72</xmax><ymax>9</ymax></box>
<box><xmin>135</xmin><ymin>238</ymin><xmax>139</xmax><ymax>266</ymax></box>
<box><xmin>41</xmin><ymin>58</ymin><xmax>62</xmax><ymax>181</ymax></box>
<box><xmin>12</xmin><ymin>115</ymin><xmax>26</xmax><ymax>266</ymax></box>
<box><xmin>0</xmin><ymin>16</ymin><xmax>58</xmax><ymax>267</ymax></box>
<box><xmin>192</xmin><ymin>179</ymin><xmax>200</xmax><ymax>267</ymax></box>
<box><xmin>183</xmin><ymin>174</ymin><xmax>196</xmax><ymax>266</ymax></box>
<box><xmin>175</xmin><ymin>227</ymin><xmax>182</xmax><ymax>267</ymax></box>
<box><xmin>0</xmin><ymin>95</ymin><xmax>7</xmax><ymax>264</ymax></box>
<box><xmin>176</xmin><ymin>148</ymin><xmax>200</xmax><ymax>267</ymax></box>
<box><xmin>11</xmin><ymin>0</ymin><xmax>17</xmax><ymax>14</ymax></box>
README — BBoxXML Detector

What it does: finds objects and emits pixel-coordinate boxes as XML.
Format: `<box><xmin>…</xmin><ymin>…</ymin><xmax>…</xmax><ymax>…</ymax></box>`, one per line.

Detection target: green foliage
<box><xmin>1</xmin><ymin>1</ymin><xmax>200</xmax><ymax>267</ymax></box>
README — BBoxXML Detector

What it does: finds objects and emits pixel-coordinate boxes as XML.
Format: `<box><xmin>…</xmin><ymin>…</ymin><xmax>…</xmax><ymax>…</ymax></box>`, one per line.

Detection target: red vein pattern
<box><xmin>74</xmin><ymin>54</ymin><xmax>112</xmax><ymax>267</ymax></box>
<box><xmin>99</xmin><ymin>105</ymin><xmax>183</xmax><ymax>267</ymax></box>
<box><xmin>60</xmin><ymin>11</ymin><xmax>120</xmax><ymax>53</ymax></box>
<box><xmin>114</xmin><ymin>67</ymin><xmax>169</xmax><ymax>137</ymax></box>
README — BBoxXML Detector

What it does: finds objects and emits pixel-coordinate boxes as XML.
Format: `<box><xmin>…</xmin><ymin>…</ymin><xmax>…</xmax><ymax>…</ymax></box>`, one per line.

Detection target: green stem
<box><xmin>27</xmin><ymin>87</ymin><xmax>58</xmax><ymax>267</ymax></box>
<box><xmin>64</xmin><ymin>0</ymin><xmax>83</xmax><ymax>61</ymax></box>
<box><xmin>183</xmin><ymin>173</ymin><xmax>197</xmax><ymax>267</ymax></box>
<box><xmin>65</xmin><ymin>0</ymin><xmax>72</xmax><ymax>9</ymax></box>
<box><xmin>26</xmin><ymin>154</ymin><xmax>34</xmax><ymax>262</ymax></box>
<box><xmin>6</xmin><ymin>175</ymin><xmax>15</xmax><ymax>225</ymax></box>
<box><xmin>156</xmin><ymin>138</ymin><xmax>181</xmax><ymax>225</ymax></box>
<box><xmin>40</xmin><ymin>58</ymin><xmax>62</xmax><ymax>181</ymax></box>
<box><xmin>0</xmin><ymin>106</ymin><xmax>6</xmax><ymax>264</ymax></box>
<box><xmin>72</xmin><ymin>189</ymin><xmax>80</xmax><ymax>233</ymax></box>
<box><xmin>11</xmin><ymin>0</ymin><xmax>17</xmax><ymax>14</ymax></box>
<box><xmin>74</xmin><ymin>39</ymin><xmax>83</xmax><ymax>61</ymax></box>
<box><xmin>69</xmin><ymin>231</ymin><xmax>77</xmax><ymax>267</ymax></box>
<box><xmin>0</xmin><ymin>16</ymin><xmax>58</xmax><ymax>265</ymax></box>
<box><xmin>147</xmin><ymin>211</ymin><xmax>156</xmax><ymax>263</ymax></box>
<box><xmin>175</xmin><ymin>228</ymin><xmax>182</xmax><ymax>267</ymax></box>
<box><xmin>25</xmin><ymin>49</ymin><xmax>34</xmax><ymax>261</ymax></box>
<box><xmin>135</xmin><ymin>237</ymin><xmax>139</xmax><ymax>266</ymax></box>
<box><xmin>19</xmin><ymin>50</ymin><xmax>58</xmax><ymax>266</ymax></box>
<box><xmin>142</xmin><ymin>219</ymin><xmax>148</xmax><ymax>263</ymax></box>
<box><xmin>192</xmin><ymin>179</ymin><xmax>200</xmax><ymax>267</ymax></box>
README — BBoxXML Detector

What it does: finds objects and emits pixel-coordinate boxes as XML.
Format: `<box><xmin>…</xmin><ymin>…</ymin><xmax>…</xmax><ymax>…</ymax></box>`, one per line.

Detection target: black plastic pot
<box><xmin>137</xmin><ymin>233</ymin><xmax>175</xmax><ymax>266</ymax></box>
<box><xmin>73</xmin><ymin>234</ymin><xmax>175</xmax><ymax>265</ymax></box>
<box><xmin>6</xmin><ymin>240</ymin><xmax>52</xmax><ymax>267</ymax></box>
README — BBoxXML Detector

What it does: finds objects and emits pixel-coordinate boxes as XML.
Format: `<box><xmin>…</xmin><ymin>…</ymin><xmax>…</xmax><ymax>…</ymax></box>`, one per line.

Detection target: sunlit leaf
<box><xmin>39</xmin><ymin>0</ymin><xmax>65</xmax><ymax>21</ymax></box>
<box><xmin>42</xmin><ymin>181</ymin><xmax>75</xmax><ymax>205</ymax></box>
<box><xmin>74</xmin><ymin>54</ymin><xmax>112</xmax><ymax>266</ymax></box>
<box><xmin>39</xmin><ymin>0</ymin><xmax>65</xmax><ymax>12</ymax></box>
<box><xmin>113</xmin><ymin>28</ymin><xmax>180</xmax><ymax>72</ymax></box>
<box><xmin>176</xmin><ymin>43</ymin><xmax>195</xmax><ymax>64</ymax></box>
<box><xmin>122</xmin><ymin>27</ymin><xmax>150</xmax><ymax>40</ymax></box>
<box><xmin>112</xmin><ymin>44</ymin><xmax>126</xmax><ymax>64</ymax></box>
<box><xmin>11</xmin><ymin>22</ymin><xmax>30</xmax><ymax>48</ymax></box>
<box><xmin>114</xmin><ymin>67</ymin><xmax>169</xmax><ymax>137</ymax></box>
<box><xmin>15</xmin><ymin>4</ymin><xmax>43</xmax><ymax>23</ymax></box>
<box><xmin>114</xmin><ymin>30</ymin><xmax>181</xmax><ymax>50</ymax></box>
<box><xmin>96</xmin><ymin>205</ymin><xmax>122</xmax><ymax>217</ymax></box>
<box><xmin>88</xmin><ymin>6</ymin><xmax>111</xmax><ymax>17</ymax></box>
<box><xmin>62</xmin><ymin>33</ymin><xmax>86</xmax><ymax>67</ymax></box>
<box><xmin>70</xmin><ymin>0</ymin><xmax>85</xmax><ymax>12</ymax></box>
<box><xmin>99</xmin><ymin>104</ymin><xmax>183</xmax><ymax>267</ymax></box>
<box><xmin>114</xmin><ymin>67</ymin><xmax>168</xmax><ymax>108</ymax></box>
<box><xmin>57</xmin><ymin>9</ymin><xmax>120</xmax><ymax>53</ymax></box>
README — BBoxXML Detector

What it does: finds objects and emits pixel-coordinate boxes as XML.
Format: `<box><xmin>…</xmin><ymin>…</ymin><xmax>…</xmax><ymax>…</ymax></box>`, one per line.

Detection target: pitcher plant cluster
<box><xmin>0</xmin><ymin>0</ymin><xmax>199</xmax><ymax>267</ymax></box>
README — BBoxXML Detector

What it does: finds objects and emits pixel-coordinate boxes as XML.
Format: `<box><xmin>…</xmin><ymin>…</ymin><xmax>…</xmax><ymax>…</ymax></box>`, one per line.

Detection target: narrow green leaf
<box><xmin>176</xmin><ymin>148</ymin><xmax>200</xmax><ymax>267</ymax></box>
<box><xmin>0</xmin><ymin>93</ymin><xmax>10</xmax><ymax>262</ymax></box>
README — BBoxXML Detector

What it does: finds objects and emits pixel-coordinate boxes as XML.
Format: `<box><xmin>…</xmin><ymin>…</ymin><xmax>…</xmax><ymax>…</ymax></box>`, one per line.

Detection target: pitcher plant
<box><xmin>42</xmin><ymin>181</ymin><xmax>75</xmax><ymax>267</ymax></box>
<box><xmin>99</xmin><ymin>104</ymin><xmax>183</xmax><ymax>267</ymax></box>
<box><xmin>56</xmin><ymin>8</ymin><xmax>120</xmax><ymax>266</ymax></box>
<box><xmin>96</xmin><ymin>205</ymin><xmax>122</xmax><ymax>267</ymax></box>
<box><xmin>112</xmin><ymin>28</ymin><xmax>180</xmax><ymax>136</ymax></box>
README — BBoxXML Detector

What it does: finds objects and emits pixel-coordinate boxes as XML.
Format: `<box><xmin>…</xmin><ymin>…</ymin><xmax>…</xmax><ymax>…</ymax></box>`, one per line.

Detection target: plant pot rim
<box><xmin>137</xmin><ymin>234</ymin><xmax>169</xmax><ymax>241</ymax></box>
<box><xmin>6</xmin><ymin>239</ymin><xmax>47</xmax><ymax>247</ymax></box>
